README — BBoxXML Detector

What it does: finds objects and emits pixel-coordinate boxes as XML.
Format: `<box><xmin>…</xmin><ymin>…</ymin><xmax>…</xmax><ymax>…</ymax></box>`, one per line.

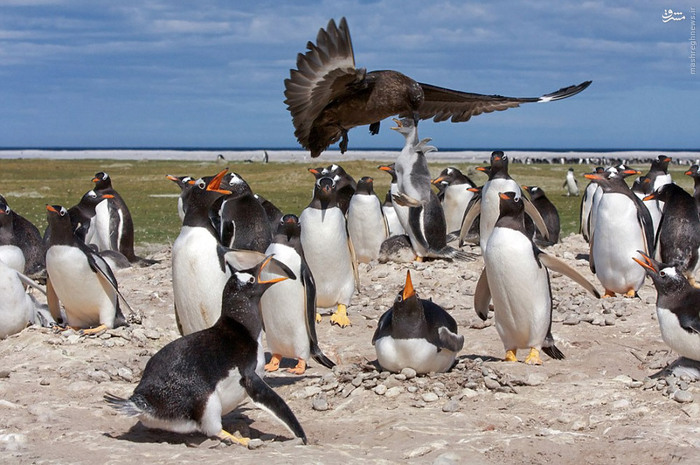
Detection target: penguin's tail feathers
<box><xmin>430</xmin><ymin>246</ymin><xmax>478</xmax><ymax>261</ymax></box>
<box><xmin>104</xmin><ymin>393</ymin><xmax>149</xmax><ymax>417</ymax></box>
<box><xmin>542</xmin><ymin>345</ymin><xmax>565</xmax><ymax>360</ymax></box>
<box><xmin>311</xmin><ymin>345</ymin><xmax>336</xmax><ymax>370</ymax></box>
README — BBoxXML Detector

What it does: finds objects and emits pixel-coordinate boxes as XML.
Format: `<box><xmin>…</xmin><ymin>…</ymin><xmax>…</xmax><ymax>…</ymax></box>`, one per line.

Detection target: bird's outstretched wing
<box><xmin>284</xmin><ymin>17</ymin><xmax>365</xmax><ymax>151</ymax></box>
<box><xmin>415</xmin><ymin>81</ymin><xmax>592</xmax><ymax>123</ymax></box>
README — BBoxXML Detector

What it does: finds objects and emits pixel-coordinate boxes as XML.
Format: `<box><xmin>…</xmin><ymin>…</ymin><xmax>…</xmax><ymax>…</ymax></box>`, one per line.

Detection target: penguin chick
<box><xmin>372</xmin><ymin>270</ymin><xmax>463</xmax><ymax>373</ymax></box>
<box><xmin>105</xmin><ymin>253</ymin><xmax>307</xmax><ymax>446</ymax></box>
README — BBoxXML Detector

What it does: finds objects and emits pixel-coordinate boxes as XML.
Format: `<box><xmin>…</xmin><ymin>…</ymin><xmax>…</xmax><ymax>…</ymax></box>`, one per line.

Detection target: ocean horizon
<box><xmin>1</xmin><ymin>148</ymin><xmax>699</xmax><ymax>164</ymax></box>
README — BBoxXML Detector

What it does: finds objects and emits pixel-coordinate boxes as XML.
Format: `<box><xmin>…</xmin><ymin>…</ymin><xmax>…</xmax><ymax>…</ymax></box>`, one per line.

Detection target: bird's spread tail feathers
<box><xmin>104</xmin><ymin>393</ymin><xmax>149</xmax><ymax>417</ymax></box>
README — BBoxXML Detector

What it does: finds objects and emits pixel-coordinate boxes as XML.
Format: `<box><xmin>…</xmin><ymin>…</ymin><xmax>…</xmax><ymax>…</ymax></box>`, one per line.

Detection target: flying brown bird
<box><xmin>284</xmin><ymin>17</ymin><xmax>591</xmax><ymax>158</ymax></box>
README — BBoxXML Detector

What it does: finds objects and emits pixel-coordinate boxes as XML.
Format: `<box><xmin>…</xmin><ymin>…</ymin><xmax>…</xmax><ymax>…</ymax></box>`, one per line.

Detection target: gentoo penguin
<box><xmin>346</xmin><ymin>177</ymin><xmax>388</xmax><ymax>263</ymax></box>
<box><xmin>284</xmin><ymin>17</ymin><xmax>591</xmax><ymax>157</ymax></box>
<box><xmin>634</xmin><ymin>252</ymin><xmax>700</xmax><ymax>362</ymax></box>
<box><xmin>644</xmin><ymin>183</ymin><xmax>700</xmax><ymax>284</ymax></box>
<box><xmin>431</xmin><ymin>167</ymin><xmax>477</xmax><ymax>234</ymax></box>
<box><xmin>631</xmin><ymin>175</ymin><xmax>662</xmax><ymax>238</ymax></box>
<box><xmin>522</xmin><ymin>185</ymin><xmax>560</xmax><ymax>247</ymax></box>
<box><xmin>562</xmin><ymin>167</ymin><xmax>579</xmax><ymax>196</ymax></box>
<box><xmin>215</xmin><ymin>172</ymin><xmax>272</xmax><ymax>253</ymax></box>
<box><xmin>260</xmin><ymin>214</ymin><xmax>336</xmax><ymax>374</ymax></box>
<box><xmin>299</xmin><ymin>176</ymin><xmax>358</xmax><ymax>327</ymax></box>
<box><xmin>585</xmin><ymin>170</ymin><xmax>654</xmax><ymax>297</ymax></box>
<box><xmin>381</xmin><ymin>191</ymin><xmax>405</xmax><ymax>236</ymax></box>
<box><xmin>377</xmin><ymin>163</ymin><xmax>408</xmax><ymax>236</ymax></box>
<box><xmin>475</xmin><ymin>192</ymin><xmax>599</xmax><ymax>364</ymax></box>
<box><xmin>0</xmin><ymin>258</ymin><xmax>50</xmax><ymax>339</ymax></box>
<box><xmin>645</xmin><ymin>154</ymin><xmax>673</xmax><ymax>192</ymax></box>
<box><xmin>0</xmin><ymin>195</ymin><xmax>45</xmax><ymax>276</ymax></box>
<box><xmin>586</xmin><ymin>164</ymin><xmax>635</xmax><ymax>240</ymax></box>
<box><xmin>105</xmin><ymin>253</ymin><xmax>307</xmax><ymax>446</ymax></box>
<box><xmin>254</xmin><ymin>193</ymin><xmax>284</xmax><ymax>229</ymax></box>
<box><xmin>308</xmin><ymin>165</ymin><xmax>357</xmax><ymax>215</ymax></box>
<box><xmin>458</xmin><ymin>151</ymin><xmax>548</xmax><ymax>252</ymax></box>
<box><xmin>684</xmin><ymin>164</ymin><xmax>700</xmax><ymax>217</ymax></box>
<box><xmin>579</xmin><ymin>166</ymin><xmax>604</xmax><ymax>242</ymax></box>
<box><xmin>91</xmin><ymin>172</ymin><xmax>138</xmax><ymax>263</ymax></box>
<box><xmin>0</xmin><ymin>204</ymin><xmax>26</xmax><ymax>274</ymax></box>
<box><xmin>372</xmin><ymin>270</ymin><xmax>464</xmax><ymax>373</ymax></box>
<box><xmin>172</xmin><ymin>169</ymin><xmax>234</xmax><ymax>335</ymax></box>
<box><xmin>66</xmin><ymin>190</ymin><xmax>115</xmax><ymax>244</ymax></box>
<box><xmin>390</xmin><ymin>118</ymin><xmax>473</xmax><ymax>261</ymax></box>
<box><xmin>166</xmin><ymin>174</ymin><xmax>194</xmax><ymax>223</ymax></box>
<box><xmin>45</xmin><ymin>204</ymin><xmax>128</xmax><ymax>334</ymax></box>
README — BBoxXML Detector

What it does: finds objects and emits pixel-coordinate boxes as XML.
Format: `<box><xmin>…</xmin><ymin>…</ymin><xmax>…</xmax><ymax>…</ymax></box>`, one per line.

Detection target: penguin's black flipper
<box><xmin>16</xmin><ymin>270</ymin><xmax>46</xmax><ymax>295</ymax></box>
<box><xmin>538</xmin><ymin>253</ymin><xmax>600</xmax><ymax>298</ymax></box>
<box><xmin>372</xmin><ymin>309</ymin><xmax>393</xmax><ymax>345</ymax></box>
<box><xmin>473</xmin><ymin>268</ymin><xmax>491</xmax><ymax>321</ymax></box>
<box><xmin>302</xmin><ymin>263</ymin><xmax>335</xmax><ymax>369</ymax></box>
<box><xmin>46</xmin><ymin>276</ymin><xmax>62</xmax><ymax>323</ymax></box>
<box><xmin>437</xmin><ymin>327</ymin><xmax>465</xmax><ymax>353</ymax></box>
<box><xmin>242</xmin><ymin>372</ymin><xmax>307</xmax><ymax>444</ymax></box>
<box><xmin>523</xmin><ymin>197</ymin><xmax>550</xmax><ymax>242</ymax></box>
<box><xmin>542</xmin><ymin>340</ymin><xmax>566</xmax><ymax>360</ymax></box>
<box><xmin>79</xmin><ymin>242</ymin><xmax>131</xmax><ymax>324</ymax></box>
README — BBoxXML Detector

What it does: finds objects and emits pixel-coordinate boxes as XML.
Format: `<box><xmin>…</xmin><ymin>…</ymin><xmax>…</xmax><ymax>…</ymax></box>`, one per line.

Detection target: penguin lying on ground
<box><xmin>372</xmin><ymin>270</ymin><xmax>464</xmax><ymax>373</ymax></box>
<box><xmin>475</xmin><ymin>192</ymin><xmax>600</xmax><ymax>364</ymax></box>
<box><xmin>633</xmin><ymin>252</ymin><xmax>700</xmax><ymax>366</ymax></box>
<box><xmin>105</xmin><ymin>253</ymin><xmax>307</xmax><ymax>446</ymax></box>
<box><xmin>45</xmin><ymin>204</ymin><xmax>131</xmax><ymax>334</ymax></box>
<box><xmin>261</xmin><ymin>214</ymin><xmax>336</xmax><ymax>374</ymax></box>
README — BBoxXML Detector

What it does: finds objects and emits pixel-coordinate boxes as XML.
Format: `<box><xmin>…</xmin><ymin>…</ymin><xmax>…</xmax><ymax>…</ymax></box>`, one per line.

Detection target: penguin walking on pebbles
<box><xmin>300</xmin><ymin>176</ymin><xmax>358</xmax><ymax>327</ymax></box>
<box><xmin>644</xmin><ymin>183</ymin><xmax>700</xmax><ymax>285</ymax></box>
<box><xmin>172</xmin><ymin>169</ymin><xmax>234</xmax><ymax>335</ymax></box>
<box><xmin>105</xmin><ymin>253</ymin><xmax>307</xmax><ymax>446</ymax></box>
<box><xmin>476</xmin><ymin>192</ymin><xmax>599</xmax><ymax>364</ymax></box>
<box><xmin>562</xmin><ymin>168</ymin><xmax>579</xmax><ymax>196</ymax></box>
<box><xmin>585</xmin><ymin>169</ymin><xmax>654</xmax><ymax>297</ymax></box>
<box><xmin>634</xmin><ymin>252</ymin><xmax>700</xmax><ymax>363</ymax></box>
<box><xmin>261</xmin><ymin>214</ymin><xmax>335</xmax><ymax>374</ymax></box>
<box><xmin>45</xmin><ymin>204</ymin><xmax>129</xmax><ymax>334</ymax></box>
<box><xmin>372</xmin><ymin>270</ymin><xmax>464</xmax><ymax>373</ymax></box>
<box><xmin>347</xmin><ymin>177</ymin><xmax>388</xmax><ymax>263</ymax></box>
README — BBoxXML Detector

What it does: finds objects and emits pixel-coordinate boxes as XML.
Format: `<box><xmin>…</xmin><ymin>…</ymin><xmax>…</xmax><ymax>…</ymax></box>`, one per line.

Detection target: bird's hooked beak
<box><xmin>632</xmin><ymin>251</ymin><xmax>658</xmax><ymax>275</ymax></box>
<box><xmin>390</xmin><ymin>118</ymin><xmax>403</xmax><ymax>131</ymax></box>
<box><xmin>207</xmin><ymin>168</ymin><xmax>232</xmax><ymax>195</ymax></box>
<box><xmin>46</xmin><ymin>204</ymin><xmax>60</xmax><ymax>214</ymax></box>
<box><xmin>257</xmin><ymin>255</ymin><xmax>289</xmax><ymax>285</ymax></box>
<box><xmin>402</xmin><ymin>270</ymin><xmax>415</xmax><ymax>301</ymax></box>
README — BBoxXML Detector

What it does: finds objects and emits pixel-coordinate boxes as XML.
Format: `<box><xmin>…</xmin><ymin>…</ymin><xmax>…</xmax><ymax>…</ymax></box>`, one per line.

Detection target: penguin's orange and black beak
<box><xmin>685</xmin><ymin>169</ymin><xmax>693</xmax><ymax>176</ymax></box>
<box><xmin>498</xmin><ymin>192</ymin><xmax>511</xmax><ymax>200</ymax></box>
<box><xmin>308</xmin><ymin>167</ymin><xmax>320</xmax><ymax>175</ymax></box>
<box><xmin>206</xmin><ymin>169</ymin><xmax>232</xmax><ymax>195</ymax></box>
<box><xmin>642</xmin><ymin>192</ymin><xmax>657</xmax><ymax>202</ymax></box>
<box><xmin>402</xmin><ymin>271</ymin><xmax>415</xmax><ymax>301</ymax></box>
<box><xmin>46</xmin><ymin>204</ymin><xmax>59</xmax><ymax>214</ymax></box>
<box><xmin>632</xmin><ymin>251</ymin><xmax>658</xmax><ymax>275</ymax></box>
<box><xmin>378</xmin><ymin>165</ymin><xmax>392</xmax><ymax>173</ymax></box>
<box><xmin>431</xmin><ymin>176</ymin><xmax>445</xmax><ymax>185</ymax></box>
<box><xmin>102</xmin><ymin>194</ymin><xmax>115</xmax><ymax>199</ymax></box>
<box><xmin>467</xmin><ymin>187</ymin><xmax>480</xmax><ymax>193</ymax></box>
<box><xmin>584</xmin><ymin>173</ymin><xmax>603</xmax><ymax>181</ymax></box>
<box><xmin>257</xmin><ymin>255</ymin><xmax>290</xmax><ymax>285</ymax></box>
<box><xmin>622</xmin><ymin>169</ymin><xmax>642</xmax><ymax>176</ymax></box>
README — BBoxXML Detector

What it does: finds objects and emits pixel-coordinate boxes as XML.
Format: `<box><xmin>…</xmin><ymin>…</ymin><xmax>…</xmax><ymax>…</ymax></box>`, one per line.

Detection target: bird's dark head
<box><xmin>633</xmin><ymin>251</ymin><xmax>689</xmax><ymax>296</ymax></box>
<box><xmin>497</xmin><ymin>191</ymin><xmax>524</xmax><ymax>217</ymax></box>
<box><xmin>224</xmin><ymin>252</ymin><xmax>295</xmax><ymax>300</ymax></box>
<box><xmin>522</xmin><ymin>185</ymin><xmax>544</xmax><ymax>201</ymax></box>
<box><xmin>221</xmin><ymin>172</ymin><xmax>252</xmax><ymax>197</ymax></box>
<box><xmin>685</xmin><ymin>164</ymin><xmax>700</xmax><ymax>178</ymax></box>
<box><xmin>356</xmin><ymin>176</ymin><xmax>374</xmax><ymax>195</ymax></box>
<box><xmin>278</xmin><ymin>214</ymin><xmax>301</xmax><ymax>241</ymax></box>
<box><xmin>394</xmin><ymin>270</ymin><xmax>421</xmax><ymax>310</ymax></box>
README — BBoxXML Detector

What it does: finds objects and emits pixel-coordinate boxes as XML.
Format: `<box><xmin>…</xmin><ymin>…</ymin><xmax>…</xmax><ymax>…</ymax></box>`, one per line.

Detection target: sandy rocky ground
<box><xmin>1</xmin><ymin>234</ymin><xmax>699</xmax><ymax>465</ymax></box>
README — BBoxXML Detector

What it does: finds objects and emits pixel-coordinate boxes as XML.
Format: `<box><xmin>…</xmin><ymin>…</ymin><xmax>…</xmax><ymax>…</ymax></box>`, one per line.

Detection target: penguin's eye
<box><xmin>660</xmin><ymin>271</ymin><xmax>666</xmax><ymax>277</ymax></box>
<box><xmin>60</xmin><ymin>207</ymin><xmax>67</xmax><ymax>216</ymax></box>
<box><xmin>196</xmin><ymin>180</ymin><xmax>206</xmax><ymax>189</ymax></box>
<box><xmin>248</xmin><ymin>276</ymin><xmax>255</xmax><ymax>284</ymax></box>
<box><xmin>396</xmin><ymin>294</ymin><xmax>403</xmax><ymax>302</ymax></box>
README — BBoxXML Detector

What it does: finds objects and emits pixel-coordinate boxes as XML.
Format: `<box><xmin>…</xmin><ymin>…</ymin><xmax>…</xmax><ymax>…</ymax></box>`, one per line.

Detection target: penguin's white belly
<box><xmin>480</xmin><ymin>179</ymin><xmax>520</xmax><ymax>251</ymax></box>
<box><xmin>347</xmin><ymin>196</ymin><xmax>386</xmax><ymax>263</ymax></box>
<box><xmin>0</xmin><ymin>260</ymin><xmax>33</xmax><ymax>339</ymax></box>
<box><xmin>46</xmin><ymin>245</ymin><xmax>117</xmax><ymax>328</ymax></box>
<box><xmin>91</xmin><ymin>200</ymin><xmax>113</xmax><ymax>251</ymax></box>
<box><xmin>172</xmin><ymin>227</ymin><xmax>230</xmax><ymax>334</ymax></box>
<box><xmin>0</xmin><ymin>245</ymin><xmax>25</xmax><ymax>274</ymax></box>
<box><xmin>588</xmin><ymin>187</ymin><xmax>603</xmax><ymax>236</ymax></box>
<box><xmin>591</xmin><ymin>194</ymin><xmax>646</xmax><ymax>293</ymax></box>
<box><xmin>391</xmin><ymin>184</ymin><xmax>411</xmax><ymax>235</ymax></box>
<box><xmin>580</xmin><ymin>184</ymin><xmax>597</xmax><ymax>239</ymax></box>
<box><xmin>396</xmin><ymin>151</ymin><xmax>430</xmax><ymax>204</ymax></box>
<box><xmin>375</xmin><ymin>337</ymin><xmax>456</xmax><ymax>374</ymax></box>
<box><xmin>300</xmin><ymin>208</ymin><xmax>354</xmax><ymax>308</ymax></box>
<box><xmin>566</xmin><ymin>176</ymin><xmax>579</xmax><ymax>195</ymax></box>
<box><xmin>383</xmin><ymin>205</ymin><xmax>405</xmax><ymax>236</ymax></box>
<box><xmin>443</xmin><ymin>186</ymin><xmax>472</xmax><ymax>233</ymax></box>
<box><xmin>657</xmin><ymin>307</ymin><xmax>700</xmax><ymax>361</ymax></box>
<box><xmin>260</xmin><ymin>244</ymin><xmax>310</xmax><ymax>360</ymax></box>
<box><xmin>484</xmin><ymin>227</ymin><xmax>550</xmax><ymax>350</ymax></box>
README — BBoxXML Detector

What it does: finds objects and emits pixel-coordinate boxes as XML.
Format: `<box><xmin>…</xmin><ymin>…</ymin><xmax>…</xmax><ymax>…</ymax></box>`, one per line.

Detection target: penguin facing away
<box><xmin>372</xmin><ymin>270</ymin><xmax>464</xmax><ymax>373</ymax></box>
<box><xmin>684</xmin><ymin>164</ymin><xmax>700</xmax><ymax>218</ymax></box>
<box><xmin>475</xmin><ymin>191</ymin><xmax>599</xmax><ymax>364</ymax></box>
<box><xmin>105</xmin><ymin>253</ymin><xmax>307</xmax><ymax>446</ymax></box>
<box><xmin>346</xmin><ymin>176</ymin><xmax>388</xmax><ymax>263</ymax></box>
<box><xmin>45</xmin><ymin>204</ymin><xmax>129</xmax><ymax>334</ymax></box>
<box><xmin>522</xmin><ymin>185</ymin><xmax>560</xmax><ymax>247</ymax></box>
<box><xmin>261</xmin><ymin>214</ymin><xmax>336</xmax><ymax>374</ymax></box>
<box><xmin>299</xmin><ymin>176</ymin><xmax>358</xmax><ymax>327</ymax></box>
<box><xmin>166</xmin><ymin>174</ymin><xmax>194</xmax><ymax>223</ymax></box>
<box><xmin>634</xmin><ymin>252</ymin><xmax>700</xmax><ymax>363</ymax></box>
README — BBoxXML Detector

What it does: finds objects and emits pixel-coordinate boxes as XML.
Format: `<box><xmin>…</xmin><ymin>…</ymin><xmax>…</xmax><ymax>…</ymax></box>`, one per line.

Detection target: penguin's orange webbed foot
<box><xmin>315</xmin><ymin>313</ymin><xmax>322</xmax><ymax>323</ymax></box>
<box><xmin>504</xmin><ymin>350</ymin><xmax>517</xmax><ymax>362</ymax></box>
<box><xmin>623</xmin><ymin>289</ymin><xmax>636</xmax><ymax>298</ymax></box>
<box><xmin>264</xmin><ymin>354</ymin><xmax>282</xmax><ymax>372</ymax></box>
<box><xmin>287</xmin><ymin>359</ymin><xmax>307</xmax><ymax>375</ymax></box>
<box><xmin>330</xmin><ymin>304</ymin><xmax>351</xmax><ymax>327</ymax></box>
<box><xmin>603</xmin><ymin>290</ymin><xmax>616</xmax><ymax>298</ymax></box>
<box><xmin>79</xmin><ymin>324</ymin><xmax>108</xmax><ymax>336</ymax></box>
<box><xmin>524</xmin><ymin>348</ymin><xmax>543</xmax><ymax>365</ymax></box>
<box><xmin>216</xmin><ymin>429</ymin><xmax>250</xmax><ymax>447</ymax></box>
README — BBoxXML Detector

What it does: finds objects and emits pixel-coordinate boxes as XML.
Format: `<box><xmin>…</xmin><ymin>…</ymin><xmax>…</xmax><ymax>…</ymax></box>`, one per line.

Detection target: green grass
<box><xmin>0</xmin><ymin>158</ymin><xmax>694</xmax><ymax>247</ymax></box>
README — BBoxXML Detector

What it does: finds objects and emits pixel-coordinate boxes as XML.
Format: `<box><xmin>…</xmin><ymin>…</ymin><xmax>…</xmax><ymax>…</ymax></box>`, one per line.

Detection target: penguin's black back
<box><xmin>656</xmin><ymin>184</ymin><xmax>700</xmax><ymax>272</ymax></box>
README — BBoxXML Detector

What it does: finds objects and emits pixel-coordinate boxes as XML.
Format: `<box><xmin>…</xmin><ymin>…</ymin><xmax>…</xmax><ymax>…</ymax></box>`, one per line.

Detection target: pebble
<box><xmin>673</xmin><ymin>390</ymin><xmax>694</xmax><ymax>403</ymax></box>
<box><xmin>401</xmin><ymin>367</ymin><xmax>417</xmax><ymax>379</ymax></box>
<box><xmin>484</xmin><ymin>377</ymin><xmax>500</xmax><ymax>390</ymax></box>
<box><xmin>385</xmin><ymin>386</ymin><xmax>403</xmax><ymax>398</ymax></box>
<box><xmin>421</xmin><ymin>392</ymin><xmax>439</xmax><ymax>403</ymax></box>
<box><xmin>441</xmin><ymin>399</ymin><xmax>460</xmax><ymax>412</ymax></box>
<box><xmin>312</xmin><ymin>393</ymin><xmax>330</xmax><ymax>411</ymax></box>
<box><xmin>39</xmin><ymin>379</ymin><xmax>50</xmax><ymax>386</ymax></box>
<box><xmin>373</xmin><ymin>384</ymin><xmax>387</xmax><ymax>396</ymax></box>
<box><xmin>247</xmin><ymin>438</ymin><xmax>265</xmax><ymax>450</ymax></box>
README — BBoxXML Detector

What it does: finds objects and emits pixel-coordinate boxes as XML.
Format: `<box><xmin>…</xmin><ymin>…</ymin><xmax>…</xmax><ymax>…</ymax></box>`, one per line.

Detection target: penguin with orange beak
<box><xmin>372</xmin><ymin>270</ymin><xmax>464</xmax><ymax>373</ymax></box>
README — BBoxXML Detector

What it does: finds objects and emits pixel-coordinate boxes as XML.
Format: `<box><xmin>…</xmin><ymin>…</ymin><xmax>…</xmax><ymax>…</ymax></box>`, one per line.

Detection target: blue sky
<box><xmin>0</xmin><ymin>1</ymin><xmax>697</xmax><ymax>149</ymax></box>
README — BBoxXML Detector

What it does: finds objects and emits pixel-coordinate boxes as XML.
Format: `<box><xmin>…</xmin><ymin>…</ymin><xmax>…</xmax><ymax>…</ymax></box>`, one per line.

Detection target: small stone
<box><xmin>312</xmin><ymin>393</ymin><xmax>330</xmax><ymax>411</ymax></box>
<box><xmin>373</xmin><ymin>384</ymin><xmax>387</xmax><ymax>396</ymax></box>
<box><xmin>385</xmin><ymin>386</ymin><xmax>403</xmax><ymax>398</ymax></box>
<box><xmin>441</xmin><ymin>399</ymin><xmax>460</xmax><ymax>412</ymax></box>
<box><xmin>401</xmin><ymin>367</ymin><xmax>417</xmax><ymax>380</ymax></box>
<box><xmin>524</xmin><ymin>373</ymin><xmax>548</xmax><ymax>386</ymax></box>
<box><xmin>461</xmin><ymin>388</ymin><xmax>479</xmax><ymax>399</ymax></box>
<box><xmin>351</xmin><ymin>376</ymin><xmax>362</xmax><ymax>387</ymax></box>
<box><xmin>0</xmin><ymin>370</ymin><xmax>10</xmax><ymax>378</ymax></box>
<box><xmin>673</xmin><ymin>390</ymin><xmax>693</xmax><ymax>403</ymax></box>
<box><xmin>39</xmin><ymin>379</ymin><xmax>50</xmax><ymax>386</ymax></box>
<box><xmin>421</xmin><ymin>392</ymin><xmax>439</xmax><ymax>403</ymax></box>
<box><xmin>117</xmin><ymin>367</ymin><xmax>133</xmax><ymax>382</ymax></box>
<box><xmin>406</xmin><ymin>386</ymin><xmax>418</xmax><ymax>393</ymax></box>
<box><xmin>484</xmin><ymin>377</ymin><xmax>500</xmax><ymax>390</ymax></box>
<box><xmin>612</xmin><ymin>399</ymin><xmax>630</xmax><ymax>409</ymax></box>
<box><xmin>433</xmin><ymin>452</ymin><xmax>461</xmax><ymax>465</ymax></box>
<box><xmin>247</xmin><ymin>438</ymin><xmax>265</xmax><ymax>449</ymax></box>
<box><xmin>393</xmin><ymin>373</ymin><xmax>406</xmax><ymax>381</ymax></box>
<box><xmin>681</xmin><ymin>403</ymin><xmax>700</xmax><ymax>418</ymax></box>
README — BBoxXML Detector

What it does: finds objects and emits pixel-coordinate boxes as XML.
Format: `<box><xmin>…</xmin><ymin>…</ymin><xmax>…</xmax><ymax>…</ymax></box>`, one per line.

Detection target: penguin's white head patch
<box><xmin>235</xmin><ymin>272</ymin><xmax>256</xmax><ymax>285</ymax></box>
<box><xmin>659</xmin><ymin>267</ymin><xmax>678</xmax><ymax>279</ymax></box>
<box><xmin>446</xmin><ymin>168</ymin><xmax>454</xmax><ymax>175</ymax></box>
<box><xmin>86</xmin><ymin>190</ymin><xmax>98</xmax><ymax>199</ymax></box>
<box><xmin>228</xmin><ymin>174</ymin><xmax>245</xmax><ymax>185</ymax></box>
